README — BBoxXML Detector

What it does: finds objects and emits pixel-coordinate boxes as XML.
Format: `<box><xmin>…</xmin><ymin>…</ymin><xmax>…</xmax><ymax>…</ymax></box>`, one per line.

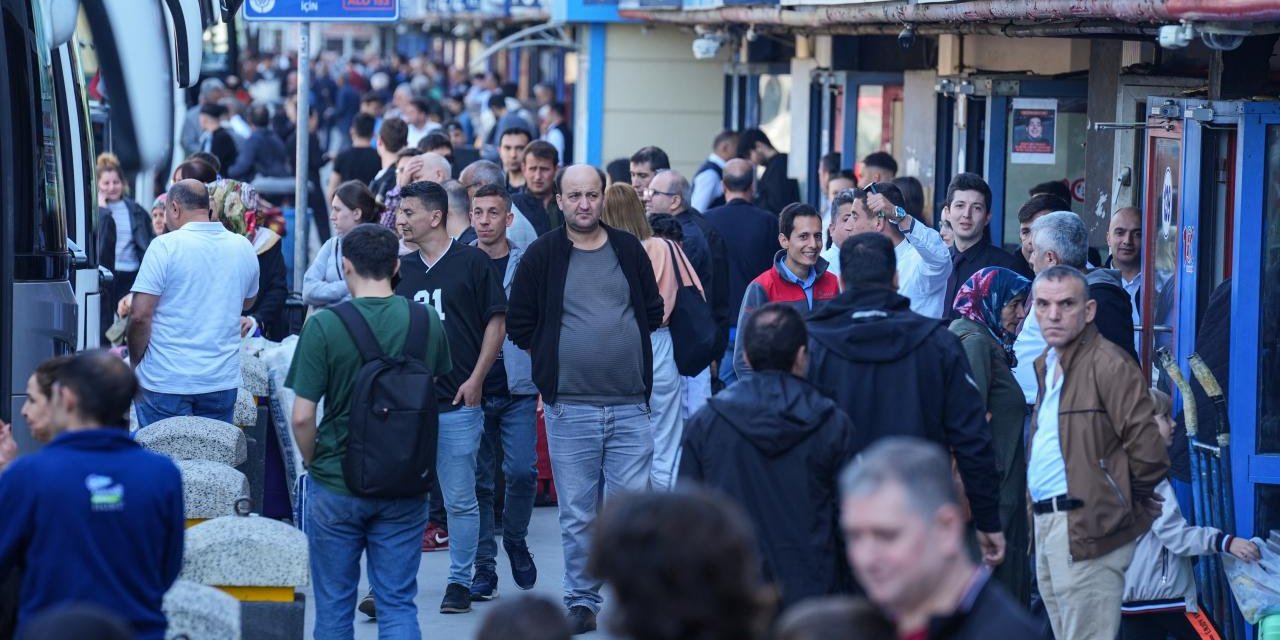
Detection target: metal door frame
<box><xmin>806</xmin><ymin>70</ymin><xmax>902</xmax><ymax>203</ymax></box>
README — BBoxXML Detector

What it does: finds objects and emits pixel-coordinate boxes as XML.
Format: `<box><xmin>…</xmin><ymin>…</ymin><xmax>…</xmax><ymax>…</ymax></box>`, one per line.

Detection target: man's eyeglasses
<box><xmin>642</xmin><ymin>188</ymin><xmax>678</xmax><ymax>199</ymax></box>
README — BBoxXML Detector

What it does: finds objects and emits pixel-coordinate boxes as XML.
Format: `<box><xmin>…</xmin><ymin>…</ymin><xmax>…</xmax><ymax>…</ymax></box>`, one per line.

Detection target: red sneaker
<box><xmin>422</xmin><ymin>523</ymin><xmax>450</xmax><ymax>552</ymax></box>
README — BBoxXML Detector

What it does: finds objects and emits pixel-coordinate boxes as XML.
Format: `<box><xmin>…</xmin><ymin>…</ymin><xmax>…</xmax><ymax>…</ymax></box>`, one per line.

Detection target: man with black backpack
<box><xmin>395</xmin><ymin>180</ymin><xmax>509</xmax><ymax>615</ymax></box>
<box><xmin>287</xmin><ymin>223</ymin><xmax>452</xmax><ymax>639</ymax></box>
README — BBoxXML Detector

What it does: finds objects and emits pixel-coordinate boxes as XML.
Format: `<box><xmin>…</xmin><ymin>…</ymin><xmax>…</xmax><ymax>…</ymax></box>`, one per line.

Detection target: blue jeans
<box><xmin>305</xmin><ymin>480</ymin><xmax>429</xmax><ymax>640</ymax></box>
<box><xmin>475</xmin><ymin>395</ymin><xmax>539</xmax><ymax>573</ymax></box>
<box><xmin>135</xmin><ymin>388</ymin><xmax>237</xmax><ymax>428</ymax></box>
<box><xmin>544</xmin><ymin>401</ymin><xmax>653</xmax><ymax>611</ymax></box>
<box><xmin>436</xmin><ymin>405</ymin><xmax>484</xmax><ymax>586</ymax></box>
<box><xmin>718</xmin><ymin>340</ymin><xmax>737</xmax><ymax>387</ymax></box>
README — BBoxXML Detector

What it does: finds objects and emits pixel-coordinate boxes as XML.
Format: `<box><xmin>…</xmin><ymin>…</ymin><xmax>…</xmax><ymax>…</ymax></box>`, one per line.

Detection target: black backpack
<box><xmin>331</xmin><ymin>300</ymin><xmax>438</xmax><ymax>498</ymax></box>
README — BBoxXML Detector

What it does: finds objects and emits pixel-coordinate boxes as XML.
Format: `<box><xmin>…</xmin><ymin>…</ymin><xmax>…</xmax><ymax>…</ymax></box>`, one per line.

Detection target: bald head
<box><xmin>421</xmin><ymin>152</ymin><xmax>452</xmax><ymax>184</ymax></box>
<box><xmin>723</xmin><ymin>158</ymin><xmax>755</xmax><ymax>199</ymax></box>
<box><xmin>165</xmin><ymin>179</ymin><xmax>211</xmax><ymax>231</ymax></box>
<box><xmin>1107</xmin><ymin>206</ymin><xmax>1142</xmax><ymax>274</ymax></box>
<box><xmin>556</xmin><ymin>164</ymin><xmax>607</xmax><ymax>233</ymax></box>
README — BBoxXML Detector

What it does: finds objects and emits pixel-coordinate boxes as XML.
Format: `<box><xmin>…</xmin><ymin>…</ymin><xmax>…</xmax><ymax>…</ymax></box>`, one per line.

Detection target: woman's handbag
<box><xmin>664</xmin><ymin>240</ymin><xmax>719</xmax><ymax>377</ymax></box>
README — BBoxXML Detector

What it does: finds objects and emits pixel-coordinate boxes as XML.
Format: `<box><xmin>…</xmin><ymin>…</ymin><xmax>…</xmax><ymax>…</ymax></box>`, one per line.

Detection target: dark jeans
<box><xmin>1121</xmin><ymin>607</ymin><xmax>1221</xmax><ymax>640</ymax></box>
<box><xmin>475</xmin><ymin>395</ymin><xmax>538</xmax><ymax>572</ymax></box>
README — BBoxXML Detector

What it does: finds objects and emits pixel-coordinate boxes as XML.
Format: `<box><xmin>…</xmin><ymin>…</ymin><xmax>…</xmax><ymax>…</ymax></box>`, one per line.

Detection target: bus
<box><xmin>6</xmin><ymin>0</ymin><xmax>218</xmax><ymax>452</ymax></box>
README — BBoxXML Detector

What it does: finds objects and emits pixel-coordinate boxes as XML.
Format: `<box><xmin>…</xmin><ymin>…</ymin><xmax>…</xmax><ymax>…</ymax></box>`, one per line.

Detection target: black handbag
<box><xmin>664</xmin><ymin>240</ymin><xmax>719</xmax><ymax>376</ymax></box>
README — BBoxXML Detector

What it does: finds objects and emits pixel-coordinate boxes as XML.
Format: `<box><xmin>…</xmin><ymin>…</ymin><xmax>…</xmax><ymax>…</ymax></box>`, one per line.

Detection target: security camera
<box><xmin>1199</xmin><ymin>22</ymin><xmax>1250</xmax><ymax>51</ymax></box>
<box><xmin>1157</xmin><ymin>23</ymin><xmax>1194</xmax><ymax>49</ymax></box>
<box><xmin>898</xmin><ymin>24</ymin><xmax>916</xmax><ymax>49</ymax></box>
<box><xmin>692</xmin><ymin>33</ymin><xmax>723</xmax><ymax>60</ymax></box>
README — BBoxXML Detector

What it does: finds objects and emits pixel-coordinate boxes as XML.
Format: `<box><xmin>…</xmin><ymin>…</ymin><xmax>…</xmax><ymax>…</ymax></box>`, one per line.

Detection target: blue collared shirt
<box><xmin>777</xmin><ymin>257</ymin><xmax>818</xmax><ymax>309</ymax></box>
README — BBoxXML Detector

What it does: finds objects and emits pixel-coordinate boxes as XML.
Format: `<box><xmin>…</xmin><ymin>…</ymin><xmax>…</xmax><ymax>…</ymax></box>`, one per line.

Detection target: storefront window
<box><xmin>1258</xmin><ymin>126</ymin><xmax>1280</xmax><ymax>454</ymax></box>
<box><xmin>1001</xmin><ymin>97</ymin><xmax>1088</xmax><ymax>251</ymax></box>
<box><xmin>853</xmin><ymin>85</ymin><xmax>902</xmax><ymax>163</ymax></box>
<box><xmin>758</xmin><ymin>74</ymin><xmax>791</xmax><ymax>154</ymax></box>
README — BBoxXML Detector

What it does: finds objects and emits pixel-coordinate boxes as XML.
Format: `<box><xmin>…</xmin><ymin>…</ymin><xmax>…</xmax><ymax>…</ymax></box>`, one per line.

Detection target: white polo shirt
<box><xmin>132</xmin><ymin>221</ymin><xmax>259</xmax><ymax>394</ymax></box>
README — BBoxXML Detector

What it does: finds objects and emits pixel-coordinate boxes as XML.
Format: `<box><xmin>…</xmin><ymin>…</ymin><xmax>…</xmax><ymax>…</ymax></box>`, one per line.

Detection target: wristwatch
<box><xmin>888</xmin><ymin>206</ymin><xmax>908</xmax><ymax>225</ymax></box>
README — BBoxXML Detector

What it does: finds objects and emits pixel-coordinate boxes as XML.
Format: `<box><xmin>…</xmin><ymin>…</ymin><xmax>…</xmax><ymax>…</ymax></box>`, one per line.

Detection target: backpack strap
<box><xmin>332</xmin><ymin>302</ymin><xmax>386</xmax><ymax>363</ymax></box>
<box><xmin>402</xmin><ymin>299</ymin><xmax>430</xmax><ymax>361</ymax></box>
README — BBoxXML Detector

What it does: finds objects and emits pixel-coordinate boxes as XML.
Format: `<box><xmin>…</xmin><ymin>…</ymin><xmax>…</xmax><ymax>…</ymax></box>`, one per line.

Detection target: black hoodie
<box><xmin>680</xmin><ymin>371</ymin><xmax>858</xmax><ymax>608</ymax></box>
<box><xmin>806</xmin><ymin>287</ymin><xmax>1002</xmax><ymax>534</ymax></box>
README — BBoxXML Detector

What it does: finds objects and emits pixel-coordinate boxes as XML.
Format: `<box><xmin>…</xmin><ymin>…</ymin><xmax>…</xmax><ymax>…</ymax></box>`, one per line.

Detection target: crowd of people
<box><xmin>0</xmin><ymin>53</ymin><xmax>1264</xmax><ymax>640</ymax></box>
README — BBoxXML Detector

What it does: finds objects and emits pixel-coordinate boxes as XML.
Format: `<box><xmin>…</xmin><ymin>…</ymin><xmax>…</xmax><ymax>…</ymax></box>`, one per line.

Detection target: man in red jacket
<box><xmin>731</xmin><ymin>203</ymin><xmax>840</xmax><ymax>381</ymax></box>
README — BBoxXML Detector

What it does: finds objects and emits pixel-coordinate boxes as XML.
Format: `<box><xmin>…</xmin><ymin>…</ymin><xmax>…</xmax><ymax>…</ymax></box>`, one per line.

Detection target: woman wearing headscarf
<box><xmin>947</xmin><ymin>265</ymin><xmax>1032</xmax><ymax>604</ymax></box>
<box><xmin>209</xmin><ymin>179</ymin><xmax>289</xmax><ymax>341</ymax></box>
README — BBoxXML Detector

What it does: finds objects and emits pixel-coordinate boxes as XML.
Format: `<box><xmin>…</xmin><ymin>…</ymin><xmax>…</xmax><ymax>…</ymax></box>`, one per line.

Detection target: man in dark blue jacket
<box><xmin>807</xmin><ymin>233</ymin><xmax>1006</xmax><ymax>568</ymax></box>
<box><xmin>680</xmin><ymin>302</ymin><xmax>858</xmax><ymax>607</ymax></box>
<box><xmin>703</xmin><ymin>158</ymin><xmax>780</xmax><ymax>386</ymax></box>
<box><xmin>0</xmin><ymin>351</ymin><xmax>184</xmax><ymax>640</ymax></box>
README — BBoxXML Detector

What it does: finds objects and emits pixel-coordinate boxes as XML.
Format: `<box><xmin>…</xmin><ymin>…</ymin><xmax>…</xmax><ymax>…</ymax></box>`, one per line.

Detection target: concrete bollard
<box><xmin>136</xmin><ymin>416</ymin><xmax>248</xmax><ymax>467</ymax></box>
<box><xmin>183</xmin><ymin>514</ymin><xmax>309</xmax><ymax>640</ymax></box>
<box><xmin>234</xmin><ymin>388</ymin><xmax>258</xmax><ymax>429</ymax></box>
<box><xmin>175</xmin><ymin>459</ymin><xmax>249</xmax><ymax>526</ymax></box>
<box><xmin>163</xmin><ymin>579</ymin><xmax>241</xmax><ymax>640</ymax></box>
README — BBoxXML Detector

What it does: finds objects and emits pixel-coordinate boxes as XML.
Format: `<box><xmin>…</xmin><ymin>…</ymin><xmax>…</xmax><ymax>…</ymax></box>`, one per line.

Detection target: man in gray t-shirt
<box><xmin>506</xmin><ymin>164</ymin><xmax>664</xmax><ymax>634</ymax></box>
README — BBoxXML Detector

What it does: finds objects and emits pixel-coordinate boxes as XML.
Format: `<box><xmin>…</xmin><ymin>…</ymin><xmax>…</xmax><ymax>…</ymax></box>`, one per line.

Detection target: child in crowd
<box><xmin>1120</xmin><ymin>388</ymin><xmax>1261</xmax><ymax>640</ymax></box>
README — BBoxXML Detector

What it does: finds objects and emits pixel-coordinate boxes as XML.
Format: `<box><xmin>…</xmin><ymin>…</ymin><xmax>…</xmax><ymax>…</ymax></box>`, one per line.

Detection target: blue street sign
<box><xmin>243</xmin><ymin>0</ymin><xmax>399</xmax><ymax>22</ymax></box>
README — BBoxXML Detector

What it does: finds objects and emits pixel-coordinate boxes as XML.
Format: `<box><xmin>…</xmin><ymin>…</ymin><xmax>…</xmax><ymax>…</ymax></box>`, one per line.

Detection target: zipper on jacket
<box><xmin>1160</xmin><ymin>548</ymin><xmax>1168</xmax><ymax>584</ymax></box>
<box><xmin>1100</xmin><ymin>459</ymin><xmax>1128</xmax><ymax>508</ymax></box>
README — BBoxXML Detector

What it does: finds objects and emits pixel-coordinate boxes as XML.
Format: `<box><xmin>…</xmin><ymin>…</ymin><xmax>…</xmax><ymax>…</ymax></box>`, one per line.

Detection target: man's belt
<box><xmin>1032</xmin><ymin>494</ymin><xmax>1084</xmax><ymax>514</ymax></box>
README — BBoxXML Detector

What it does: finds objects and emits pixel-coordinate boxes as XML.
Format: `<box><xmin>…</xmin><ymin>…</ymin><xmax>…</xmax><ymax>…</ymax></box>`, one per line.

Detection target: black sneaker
<box><xmin>504</xmin><ymin>538</ymin><xmax>538</xmax><ymax>590</ymax></box>
<box><xmin>440</xmin><ymin>582</ymin><xmax>472</xmax><ymax>613</ymax></box>
<box><xmin>470</xmin><ymin>569</ymin><xmax>498</xmax><ymax>601</ymax></box>
<box><xmin>357</xmin><ymin>590</ymin><xmax>376</xmax><ymax>619</ymax></box>
<box><xmin>567</xmin><ymin>605</ymin><xmax>596</xmax><ymax>635</ymax></box>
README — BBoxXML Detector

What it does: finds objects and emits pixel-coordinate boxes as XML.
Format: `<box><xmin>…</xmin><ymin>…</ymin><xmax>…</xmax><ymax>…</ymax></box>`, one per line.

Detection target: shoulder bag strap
<box><xmin>664</xmin><ymin>239</ymin><xmax>688</xmax><ymax>288</ymax></box>
<box><xmin>332</xmin><ymin>302</ymin><xmax>385</xmax><ymax>363</ymax></box>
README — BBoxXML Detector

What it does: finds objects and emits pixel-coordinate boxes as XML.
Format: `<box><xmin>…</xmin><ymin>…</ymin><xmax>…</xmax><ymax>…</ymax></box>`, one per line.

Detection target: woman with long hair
<box><xmin>303</xmin><ymin>180</ymin><xmax>383</xmax><ymax>308</ymax></box>
<box><xmin>94</xmin><ymin>152</ymin><xmax>155</xmax><ymax>343</ymax></box>
<box><xmin>601</xmin><ymin>183</ymin><xmax>703</xmax><ymax>491</ymax></box>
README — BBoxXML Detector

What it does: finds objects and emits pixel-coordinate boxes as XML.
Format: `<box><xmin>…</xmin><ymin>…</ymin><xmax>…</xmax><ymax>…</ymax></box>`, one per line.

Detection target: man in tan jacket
<box><xmin>1027</xmin><ymin>265</ymin><xmax>1169</xmax><ymax>639</ymax></box>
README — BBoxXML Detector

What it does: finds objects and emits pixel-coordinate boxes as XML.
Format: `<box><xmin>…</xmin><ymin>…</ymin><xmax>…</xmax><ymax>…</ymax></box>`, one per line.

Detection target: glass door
<box><xmin>1141</xmin><ymin>116</ymin><xmax>1182</xmax><ymax>379</ymax></box>
<box><xmin>1233</xmin><ymin>109</ymin><xmax>1280</xmax><ymax>539</ymax></box>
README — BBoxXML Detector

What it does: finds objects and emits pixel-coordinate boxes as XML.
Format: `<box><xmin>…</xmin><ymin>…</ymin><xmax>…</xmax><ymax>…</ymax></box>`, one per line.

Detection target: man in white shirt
<box><xmin>689</xmin><ymin>130</ymin><xmax>738</xmax><ymax>213</ymax></box>
<box><xmin>838</xmin><ymin>183</ymin><xmax>951</xmax><ymax>317</ymax></box>
<box><xmin>127</xmin><ymin>180</ymin><xmax>260</xmax><ymax>428</ymax></box>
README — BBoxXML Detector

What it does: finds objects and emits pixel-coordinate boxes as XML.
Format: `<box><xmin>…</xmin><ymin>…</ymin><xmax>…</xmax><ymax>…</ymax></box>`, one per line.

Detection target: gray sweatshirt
<box><xmin>1121</xmin><ymin>479</ymin><xmax>1233</xmax><ymax>612</ymax></box>
<box><xmin>302</xmin><ymin>235</ymin><xmax>351</xmax><ymax>308</ymax></box>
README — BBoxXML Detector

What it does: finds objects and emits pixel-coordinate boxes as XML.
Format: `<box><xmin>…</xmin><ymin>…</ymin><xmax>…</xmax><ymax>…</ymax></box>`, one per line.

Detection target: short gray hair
<box><xmin>459</xmin><ymin>160</ymin><xmax>506</xmax><ymax>190</ymax></box>
<box><xmin>1030</xmin><ymin>210</ymin><xmax>1088</xmax><ymax>269</ymax></box>
<box><xmin>655</xmin><ymin>169</ymin><xmax>691</xmax><ymax>204</ymax></box>
<box><xmin>839</xmin><ymin>437</ymin><xmax>958</xmax><ymax>520</ymax></box>
<box><xmin>1032</xmin><ymin>265</ymin><xmax>1090</xmax><ymax>300</ymax></box>
<box><xmin>443</xmin><ymin>180</ymin><xmax>468</xmax><ymax>217</ymax></box>
<box><xmin>167</xmin><ymin>181</ymin><xmax>209</xmax><ymax>212</ymax></box>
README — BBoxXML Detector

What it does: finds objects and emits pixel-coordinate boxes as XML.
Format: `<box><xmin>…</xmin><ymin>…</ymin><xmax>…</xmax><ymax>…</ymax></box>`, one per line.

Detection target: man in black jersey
<box><xmin>394</xmin><ymin>180</ymin><xmax>508</xmax><ymax>615</ymax></box>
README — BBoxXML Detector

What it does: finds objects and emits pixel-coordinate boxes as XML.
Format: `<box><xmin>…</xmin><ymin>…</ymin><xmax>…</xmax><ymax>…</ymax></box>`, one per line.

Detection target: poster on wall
<box><xmin>1011</xmin><ymin>98</ymin><xmax>1057</xmax><ymax>165</ymax></box>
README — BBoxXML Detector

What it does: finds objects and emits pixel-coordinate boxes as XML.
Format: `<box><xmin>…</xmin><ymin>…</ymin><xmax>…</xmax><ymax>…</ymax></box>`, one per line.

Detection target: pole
<box><xmin>293</xmin><ymin>22</ymin><xmax>311</xmax><ymax>292</ymax></box>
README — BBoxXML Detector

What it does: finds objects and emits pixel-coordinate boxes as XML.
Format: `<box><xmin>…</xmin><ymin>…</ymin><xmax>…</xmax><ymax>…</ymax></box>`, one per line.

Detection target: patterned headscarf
<box><xmin>207</xmin><ymin>178</ymin><xmax>259</xmax><ymax>238</ymax></box>
<box><xmin>953</xmin><ymin>266</ymin><xmax>1032</xmax><ymax>365</ymax></box>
